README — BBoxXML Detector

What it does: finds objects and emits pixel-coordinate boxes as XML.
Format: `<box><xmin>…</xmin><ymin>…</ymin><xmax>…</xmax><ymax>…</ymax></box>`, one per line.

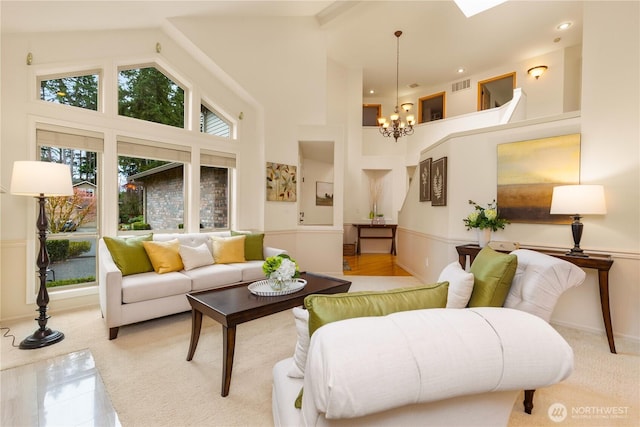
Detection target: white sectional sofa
<box><xmin>272</xmin><ymin>307</ymin><xmax>574</xmax><ymax>426</ymax></box>
<box><xmin>98</xmin><ymin>231</ymin><xmax>286</xmax><ymax>339</ymax></box>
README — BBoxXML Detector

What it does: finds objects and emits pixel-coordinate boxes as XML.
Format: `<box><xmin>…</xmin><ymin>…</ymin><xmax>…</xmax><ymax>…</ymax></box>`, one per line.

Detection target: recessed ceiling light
<box><xmin>457</xmin><ymin>67</ymin><xmax>465</xmax><ymax>73</ymax></box>
<box><xmin>369</xmin><ymin>89</ymin><xmax>375</xmax><ymax>94</ymax></box>
<box><xmin>557</xmin><ymin>22</ymin><xmax>572</xmax><ymax>31</ymax></box>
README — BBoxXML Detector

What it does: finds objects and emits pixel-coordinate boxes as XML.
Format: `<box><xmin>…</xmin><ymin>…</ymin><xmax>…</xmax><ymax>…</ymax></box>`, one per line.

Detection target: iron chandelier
<box><xmin>378</xmin><ymin>30</ymin><xmax>415</xmax><ymax>142</ymax></box>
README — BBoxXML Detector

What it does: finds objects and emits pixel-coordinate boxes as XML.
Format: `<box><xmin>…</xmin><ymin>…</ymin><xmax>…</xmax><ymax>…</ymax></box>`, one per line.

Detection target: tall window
<box><xmin>118</xmin><ymin>67</ymin><xmax>185</xmax><ymax>128</ymax></box>
<box><xmin>200</xmin><ymin>104</ymin><xmax>231</xmax><ymax>138</ymax></box>
<box><xmin>39</xmin><ymin>72</ymin><xmax>99</xmax><ymax>111</ymax></box>
<box><xmin>117</xmin><ymin>139</ymin><xmax>189</xmax><ymax>232</ymax></box>
<box><xmin>37</xmin><ymin>129</ymin><xmax>102</xmax><ymax>290</ymax></box>
<box><xmin>200</xmin><ymin>151</ymin><xmax>236</xmax><ymax>230</ymax></box>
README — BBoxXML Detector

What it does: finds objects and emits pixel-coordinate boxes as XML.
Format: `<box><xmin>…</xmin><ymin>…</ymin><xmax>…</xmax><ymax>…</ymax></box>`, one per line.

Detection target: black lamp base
<box><xmin>565</xmin><ymin>249</ymin><xmax>589</xmax><ymax>258</ymax></box>
<box><xmin>19</xmin><ymin>328</ymin><xmax>64</xmax><ymax>350</ymax></box>
<box><xmin>565</xmin><ymin>214</ymin><xmax>589</xmax><ymax>258</ymax></box>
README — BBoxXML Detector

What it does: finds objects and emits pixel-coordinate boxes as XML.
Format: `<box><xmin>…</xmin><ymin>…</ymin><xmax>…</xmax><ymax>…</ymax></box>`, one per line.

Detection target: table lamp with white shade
<box><xmin>550</xmin><ymin>184</ymin><xmax>607</xmax><ymax>257</ymax></box>
<box><xmin>10</xmin><ymin>160</ymin><xmax>73</xmax><ymax>349</ymax></box>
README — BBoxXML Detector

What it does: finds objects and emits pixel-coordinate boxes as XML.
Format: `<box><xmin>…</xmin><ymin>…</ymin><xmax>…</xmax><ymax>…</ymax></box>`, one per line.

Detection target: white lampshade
<box><xmin>10</xmin><ymin>161</ymin><xmax>73</xmax><ymax>197</ymax></box>
<box><xmin>550</xmin><ymin>185</ymin><xmax>607</xmax><ymax>215</ymax></box>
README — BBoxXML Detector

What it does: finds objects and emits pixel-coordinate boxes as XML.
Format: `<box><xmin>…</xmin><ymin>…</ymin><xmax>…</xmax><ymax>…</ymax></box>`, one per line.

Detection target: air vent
<box><xmin>452</xmin><ymin>79</ymin><xmax>471</xmax><ymax>92</ymax></box>
<box><xmin>408</xmin><ymin>83</ymin><xmax>420</xmax><ymax>88</ymax></box>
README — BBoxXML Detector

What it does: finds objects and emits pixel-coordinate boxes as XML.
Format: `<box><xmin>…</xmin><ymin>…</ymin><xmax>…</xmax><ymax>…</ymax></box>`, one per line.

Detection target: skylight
<box><xmin>454</xmin><ymin>0</ymin><xmax>508</xmax><ymax>18</ymax></box>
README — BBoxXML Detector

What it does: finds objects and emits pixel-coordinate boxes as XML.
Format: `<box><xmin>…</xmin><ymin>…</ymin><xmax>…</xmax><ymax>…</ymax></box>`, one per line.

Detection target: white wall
<box><xmin>170</xmin><ymin>16</ymin><xmax>329</xmax><ymax>232</ymax></box>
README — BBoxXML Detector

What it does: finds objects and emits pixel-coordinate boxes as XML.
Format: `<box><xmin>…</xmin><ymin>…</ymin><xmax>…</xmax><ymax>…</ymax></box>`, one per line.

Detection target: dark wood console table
<box><xmin>456</xmin><ymin>244</ymin><xmax>616</xmax><ymax>354</ymax></box>
<box><xmin>353</xmin><ymin>223</ymin><xmax>397</xmax><ymax>255</ymax></box>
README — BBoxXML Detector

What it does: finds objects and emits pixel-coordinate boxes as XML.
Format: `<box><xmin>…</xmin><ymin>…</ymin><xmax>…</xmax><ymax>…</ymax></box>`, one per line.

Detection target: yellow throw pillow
<box><xmin>211</xmin><ymin>235</ymin><xmax>246</xmax><ymax>264</ymax></box>
<box><xmin>142</xmin><ymin>239</ymin><xmax>184</xmax><ymax>274</ymax></box>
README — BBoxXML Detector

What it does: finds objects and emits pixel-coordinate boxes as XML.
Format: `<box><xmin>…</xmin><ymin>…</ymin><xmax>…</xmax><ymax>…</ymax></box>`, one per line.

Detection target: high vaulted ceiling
<box><xmin>1</xmin><ymin>1</ymin><xmax>584</xmax><ymax>99</ymax></box>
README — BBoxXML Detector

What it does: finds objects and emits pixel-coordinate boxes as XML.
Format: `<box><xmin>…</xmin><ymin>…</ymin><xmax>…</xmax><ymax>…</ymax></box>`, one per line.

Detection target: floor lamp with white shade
<box><xmin>10</xmin><ymin>160</ymin><xmax>73</xmax><ymax>349</ymax></box>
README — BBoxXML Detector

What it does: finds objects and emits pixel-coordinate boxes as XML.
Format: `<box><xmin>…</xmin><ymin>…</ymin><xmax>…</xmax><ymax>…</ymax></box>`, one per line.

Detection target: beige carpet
<box><xmin>1</xmin><ymin>275</ymin><xmax>638</xmax><ymax>426</ymax></box>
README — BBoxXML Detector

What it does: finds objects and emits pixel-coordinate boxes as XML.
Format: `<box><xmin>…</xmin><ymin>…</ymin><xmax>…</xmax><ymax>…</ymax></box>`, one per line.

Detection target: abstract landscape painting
<box><xmin>497</xmin><ymin>134</ymin><xmax>580</xmax><ymax>224</ymax></box>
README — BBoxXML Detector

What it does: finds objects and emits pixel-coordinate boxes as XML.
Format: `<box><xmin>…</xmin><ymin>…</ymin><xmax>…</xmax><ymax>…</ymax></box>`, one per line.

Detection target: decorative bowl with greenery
<box><xmin>262</xmin><ymin>254</ymin><xmax>300</xmax><ymax>290</ymax></box>
<box><xmin>463</xmin><ymin>200</ymin><xmax>508</xmax><ymax>231</ymax></box>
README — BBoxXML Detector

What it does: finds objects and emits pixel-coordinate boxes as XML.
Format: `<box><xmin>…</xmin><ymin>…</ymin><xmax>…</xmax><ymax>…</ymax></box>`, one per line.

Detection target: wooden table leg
<box><xmin>598</xmin><ymin>270</ymin><xmax>617</xmax><ymax>354</ymax></box>
<box><xmin>186</xmin><ymin>309</ymin><xmax>202</xmax><ymax>361</ymax></box>
<box><xmin>221</xmin><ymin>324</ymin><xmax>237</xmax><ymax>397</ymax></box>
<box><xmin>390</xmin><ymin>227</ymin><xmax>397</xmax><ymax>255</ymax></box>
<box><xmin>523</xmin><ymin>389</ymin><xmax>535</xmax><ymax>414</ymax></box>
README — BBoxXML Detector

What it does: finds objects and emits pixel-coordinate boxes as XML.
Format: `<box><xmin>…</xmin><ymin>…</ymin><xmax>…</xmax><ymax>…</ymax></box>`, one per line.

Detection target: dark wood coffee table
<box><xmin>186</xmin><ymin>272</ymin><xmax>351</xmax><ymax>396</ymax></box>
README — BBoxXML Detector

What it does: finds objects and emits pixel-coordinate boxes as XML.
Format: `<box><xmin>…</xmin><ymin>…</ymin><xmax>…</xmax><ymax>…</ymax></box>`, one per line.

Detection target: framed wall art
<box><xmin>497</xmin><ymin>134</ymin><xmax>580</xmax><ymax>224</ymax></box>
<box><xmin>266</xmin><ymin>162</ymin><xmax>297</xmax><ymax>202</ymax></box>
<box><xmin>431</xmin><ymin>157</ymin><xmax>447</xmax><ymax>206</ymax></box>
<box><xmin>316</xmin><ymin>181</ymin><xmax>333</xmax><ymax>206</ymax></box>
<box><xmin>419</xmin><ymin>158</ymin><xmax>432</xmax><ymax>202</ymax></box>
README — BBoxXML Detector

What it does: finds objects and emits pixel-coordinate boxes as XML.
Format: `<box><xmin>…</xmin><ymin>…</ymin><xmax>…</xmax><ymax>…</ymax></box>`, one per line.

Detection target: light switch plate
<box><xmin>488</xmin><ymin>241</ymin><xmax>520</xmax><ymax>251</ymax></box>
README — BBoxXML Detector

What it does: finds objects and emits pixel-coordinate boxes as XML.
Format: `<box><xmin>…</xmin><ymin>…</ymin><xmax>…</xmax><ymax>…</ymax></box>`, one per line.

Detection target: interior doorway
<box><xmin>478</xmin><ymin>72</ymin><xmax>516</xmax><ymax>111</ymax></box>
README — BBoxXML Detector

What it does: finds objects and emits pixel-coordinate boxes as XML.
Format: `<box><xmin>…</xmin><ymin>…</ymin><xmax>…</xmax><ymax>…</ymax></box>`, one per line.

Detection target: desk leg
<box><xmin>390</xmin><ymin>227</ymin><xmax>397</xmax><ymax>255</ymax></box>
<box><xmin>356</xmin><ymin>229</ymin><xmax>361</xmax><ymax>255</ymax></box>
<box><xmin>598</xmin><ymin>270</ymin><xmax>616</xmax><ymax>354</ymax></box>
<box><xmin>458</xmin><ymin>254</ymin><xmax>466</xmax><ymax>269</ymax></box>
<box><xmin>221</xmin><ymin>324</ymin><xmax>237</xmax><ymax>397</ymax></box>
<box><xmin>186</xmin><ymin>309</ymin><xmax>202</xmax><ymax>361</ymax></box>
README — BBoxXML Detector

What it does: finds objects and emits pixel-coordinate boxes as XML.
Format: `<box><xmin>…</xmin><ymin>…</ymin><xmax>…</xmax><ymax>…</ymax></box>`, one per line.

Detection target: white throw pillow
<box><xmin>179</xmin><ymin>243</ymin><xmax>214</xmax><ymax>271</ymax></box>
<box><xmin>438</xmin><ymin>261</ymin><xmax>474</xmax><ymax>308</ymax></box>
<box><xmin>287</xmin><ymin>307</ymin><xmax>310</xmax><ymax>378</ymax></box>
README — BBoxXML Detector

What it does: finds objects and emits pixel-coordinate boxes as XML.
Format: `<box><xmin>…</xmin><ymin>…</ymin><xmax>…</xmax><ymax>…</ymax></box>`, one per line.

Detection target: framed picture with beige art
<box><xmin>419</xmin><ymin>158</ymin><xmax>431</xmax><ymax>202</ymax></box>
<box><xmin>430</xmin><ymin>157</ymin><xmax>447</xmax><ymax>206</ymax></box>
<box><xmin>266</xmin><ymin>162</ymin><xmax>297</xmax><ymax>202</ymax></box>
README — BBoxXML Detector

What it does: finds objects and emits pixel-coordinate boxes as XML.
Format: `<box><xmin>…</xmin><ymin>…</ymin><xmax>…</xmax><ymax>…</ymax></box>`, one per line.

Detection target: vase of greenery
<box><xmin>463</xmin><ymin>200</ymin><xmax>508</xmax><ymax>247</ymax></box>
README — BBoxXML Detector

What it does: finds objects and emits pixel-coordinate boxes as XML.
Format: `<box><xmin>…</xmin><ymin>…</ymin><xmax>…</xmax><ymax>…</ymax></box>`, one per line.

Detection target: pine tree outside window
<box><xmin>118</xmin><ymin>67</ymin><xmax>185</xmax><ymax>128</ymax></box>
<box><xmin>39</xmin><ymin>72</ymin><xmax>99</xmax><ymax>111</ymax></box>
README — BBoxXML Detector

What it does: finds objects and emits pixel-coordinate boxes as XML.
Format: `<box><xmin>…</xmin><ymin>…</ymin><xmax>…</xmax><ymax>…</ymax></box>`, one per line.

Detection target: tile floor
<box><xmin>1</xmin><ymin>349</ymin><xmax>120</xmax><ymax>426</ymax></box>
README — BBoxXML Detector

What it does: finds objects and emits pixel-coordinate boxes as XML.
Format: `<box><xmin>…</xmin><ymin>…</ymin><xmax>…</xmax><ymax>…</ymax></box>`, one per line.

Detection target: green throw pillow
<box><xmin>230</xmin><ymin>231</ymin><xmax>264</xmax><ymax>260</ymax></box>
<box><xmin>295</xmin><ymin>388</ymin><xmax>303</xmax><ymax>409</ymax></box>
<box><xmin>468</xmin><ymin>246</ymin><xmax>517</xmax><ymax>307</ymax></box>
<box><xmin>103</xmin><ymin>234</ymin><xmax>154</xmax><ymax>276</ymax></box>
<box><xmin>304</xmin><ymin>282</ymin><xmax>449</xmax><ymax>336</ymax></box>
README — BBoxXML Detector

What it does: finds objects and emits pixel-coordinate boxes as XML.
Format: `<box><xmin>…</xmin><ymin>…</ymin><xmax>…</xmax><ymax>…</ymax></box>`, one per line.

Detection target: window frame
<box><xmin>28</xmin><ymin>57</ymin><xmax>239</xmax><ymax>301</ymax></box>
<box><xmin>28</xmin><ymin>123</ymin><xmax>105</xmax><ymax>303</ymax></box>
<box><xmin>37</xmin><ymin>68</ymin><xmax>103</xmax><ymax>112</ymax></box>
<box><xmin>362</xmin><ymin>104</ymin><xmax>382</xmax><ymax>127</ymax></box>
<box><xmin>117</xmin><ymin>63</ymin><xmax>188</xmax><ymax>129</ymax></box>
<box><xmin>200</xmin><ymin>100</ymin><xmax>234</xmax><ymax>139</ymax></box>
<box><xmin>117</xmin><ymin>137</ymin><xmax>191</xmax><ymax>234</ymax></box>
<box><xmin>418</xmin><ymin>92</ymin><xmax>446</xmax><ymax>123</ymax></box>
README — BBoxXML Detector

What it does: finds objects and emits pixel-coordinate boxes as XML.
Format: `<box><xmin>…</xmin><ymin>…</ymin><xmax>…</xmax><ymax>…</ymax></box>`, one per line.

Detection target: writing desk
<box><xmin>352</xmin><ymin>223</ymin><xmax>397</xmax><ymax>255</ymax></box>
<box><xmin>456</xmin><ymin>244</ymin><xmax>616</xmax><ymax>354</ymax></box>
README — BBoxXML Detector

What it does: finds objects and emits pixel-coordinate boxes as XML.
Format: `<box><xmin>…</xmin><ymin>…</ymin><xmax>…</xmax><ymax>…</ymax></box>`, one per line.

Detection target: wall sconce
<box><xmin>527</xmin><ymin>65</ymin><xmax>548</xmax><ymax>79</ymax></box>
<box><xmin>550</xmin><ymin>184</ymin><xmax>606</xmax><ymax>257</ymax></box>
